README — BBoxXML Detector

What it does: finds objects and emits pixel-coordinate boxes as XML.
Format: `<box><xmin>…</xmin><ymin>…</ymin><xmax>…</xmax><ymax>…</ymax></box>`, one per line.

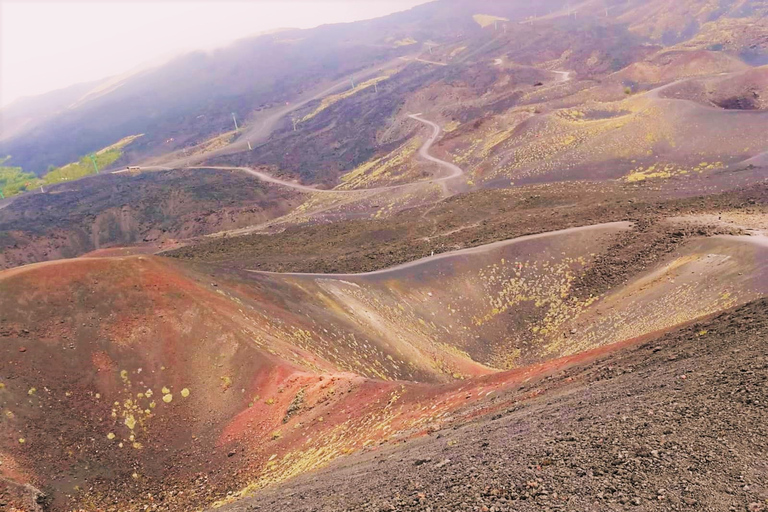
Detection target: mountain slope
<box><xmin>3</xmin><ymin>219</ymin><xmax>768</xmax><ymax>511</ymax></box>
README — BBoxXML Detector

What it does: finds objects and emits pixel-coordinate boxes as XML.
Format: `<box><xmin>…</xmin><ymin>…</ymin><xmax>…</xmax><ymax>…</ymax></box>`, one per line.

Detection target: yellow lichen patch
<box><xmin>393</xmin><ymin>37</ymin><xmax>417</xmax><ymax>47</ymax></box>
<box><xmin>220</xmin><ymin>376</ymin><xmax>233</xmax><ymax>391</ymax></box>
<box><xmin>301</xmin><ymin>74</ymin><xmax>391</xmax><ymax>122</ymax></box>
<box><xmin>162</xmin><ymin>393</ymin><xmax>173</xmax><ymax>403</ymax></box>
<box><xmin>557</xmin><ymin>109</ymin><xmax>586</xmax><ymax>122</ymax></box>
<box><xmin>124</xmin><ymin>415</ymin><xmax>137</xmax><ymax>430</ymax></box>
<box><xmin>96</xmin><ymin>134</ymin><xmax>144</xmax><ymax>155</ymax></box>
<box><xmin>336</xmin><ymin>138</ymin><xmax>421</xmax><ymax>190</ymax></box>
<box><xmin>472</xmin><ymin>14</ymin><xmax>508</xmax><ymax>27</ymax></box>
<box><xmin>27</xmin><ymin>387</ymin><xmax>36</xmax><ymax>396</ymax></box>
<box><xmin>145</xmin><ymin>389</ymin><xmax>153</xmax><ymax>398</ymax></box>
<box><xmin>18</xmin><ymin>438</ymin><xmax>25</xmax><ymax>444</ymax></box>
<box><xmin>161</xmin><ymin>386</ymin><xmax>170</xmax><ymax>394</ymax></box>
<box><xmin>181</xmin><ymin>388</ymin><xmax>190</xmax><ymax>398</ymax></box>
<box><xmin>174</xmin><ymin>130</ymin><xmax>236</xmax><ymax>159</ymax></box>
<box><xmin>5</xmin><ymin>410</ymin><xmax>14</xmax><ymax>419</ymax></box>
<box><xmin>107</xmin><ymin>433</ymin><xmax>116</xmax><ymax>440</ymax></box>
<box><xmin>444</xmin><ymin>120</ymin><xmax>460</xmax><ymax>132</ymax></box>
<box><xmin>0</xmin><ymin>382</ymin><xmax>5</xmax><ymax>390</ymax></box>
<box><xmin>624</xmin><ymin>161</ymin><xmax>724</xmax><ymax>182</ymax></box>
<box><xmin>120</xmin><ymin>370</ymin><xmax>129</xmax><ymax>382</ymax></box>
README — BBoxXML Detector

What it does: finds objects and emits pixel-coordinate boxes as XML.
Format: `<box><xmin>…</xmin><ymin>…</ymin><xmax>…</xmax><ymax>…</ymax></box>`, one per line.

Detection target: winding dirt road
<box><xmin>138</xmin><ymin>114</ymin><xmax>463</xmax><ymax>196</ymax></box>
<box><xmin>247</xmin><ymin>221</ymin><xmax>632</xmax><ymax>278</ymax></box>
<box><xmin>408</xmin><ymin>114</ymin><xmax>463</xmax><ymax>180</ymax></box>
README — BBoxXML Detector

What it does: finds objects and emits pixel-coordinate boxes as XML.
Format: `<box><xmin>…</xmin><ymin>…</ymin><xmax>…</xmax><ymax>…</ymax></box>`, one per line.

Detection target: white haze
<box><xmin>0</xmin><ymin>0</ymin><xmax>430</xmax><ymax>107</ymax></box>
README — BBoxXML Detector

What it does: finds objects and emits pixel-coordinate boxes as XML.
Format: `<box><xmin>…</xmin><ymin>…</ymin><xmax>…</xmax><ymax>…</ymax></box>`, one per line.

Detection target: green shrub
<box><xmin>0</xmin><ymin>165</ymin><xmax>41</xmax><ymax>197</ymax></box>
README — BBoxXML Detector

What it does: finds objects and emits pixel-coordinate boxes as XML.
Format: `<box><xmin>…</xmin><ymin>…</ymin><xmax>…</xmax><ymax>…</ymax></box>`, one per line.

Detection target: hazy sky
<box><xmin>0</xmin><ymin>0</ymin><xmax>430</xmax><ymax>107</ymax></box>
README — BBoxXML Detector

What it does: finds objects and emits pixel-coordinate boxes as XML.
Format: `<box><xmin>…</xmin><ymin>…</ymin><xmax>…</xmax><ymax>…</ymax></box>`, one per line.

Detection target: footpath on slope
<box><xmin>246</xmin><ymin>221</ymin><xmax>631</xmax><ymax>278</ymax></box>
<box><xmin>137</xmin><ymin>114</ymin><xmax>464</xmax><ymax>196</ymax></box>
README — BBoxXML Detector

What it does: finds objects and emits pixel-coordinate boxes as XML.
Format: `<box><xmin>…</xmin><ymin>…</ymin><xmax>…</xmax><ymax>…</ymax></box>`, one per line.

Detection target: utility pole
<box><xmin>374</xmin><ymin>81</ymin><xmax>378</xmax><ymax>93</ymax></box>
<box><xmin>350</xmin><ymin>77</ymin><xmax>355</xmax><ymax>89</ymax></box>
<box><xmin>247</xmin><ymin>141</ymin><xmax>252</xmax><ymax>150</ymax></box>
<box><xmin>231</xmin><ymin>112</ymin><xmax>239</xmax><ymax>132</ymax></box>
<box><xmin>89</xmin><ymin>154</ymin><xmax>99</xmax><ymax>173</ymax></box>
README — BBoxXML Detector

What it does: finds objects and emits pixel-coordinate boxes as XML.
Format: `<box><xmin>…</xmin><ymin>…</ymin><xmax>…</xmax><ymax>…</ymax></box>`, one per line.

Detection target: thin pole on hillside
<box><xmin>89</xmin><ymin>154</ymin><xmax>99</xmax><ymax>173</ymax></box>
<box><xmin>247</xmin><ymin>141</ymin><xmax>252</xmax><ymax>150</ymax></box>
<box><xmin>350</xmin><ymin>77</ymin><xmax>355</xmax><ymax>89</ymax></box>
<box><xmin>232</xmin><ymin>112</ymin><xmax>239</xmax><ymax>132</ymax></box>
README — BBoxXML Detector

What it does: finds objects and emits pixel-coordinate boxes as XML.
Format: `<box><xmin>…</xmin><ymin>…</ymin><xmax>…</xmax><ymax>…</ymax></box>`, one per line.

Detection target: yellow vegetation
<box><xmin>301</xmin><ymin>75</ymin><xmax>391</xmax><ymax>122</ymax></box>
<box><xmin>394</xmin><ymin>37</ymin><xmax>417</xmax><ymax>47</ymax></box>
<box><xmin>473</xmin><ymin>14</ymin><xmax>508</xmax><ymax>28</ymax></box>
<box><xmin>336</xmin><ymin>138</ymin><xmax>420</xmax><ymax>189</ymax></box>
<box><xmin>625</xmin><ymin>161</ymin><xmax>724</xmax><ymax>182</ymax></box>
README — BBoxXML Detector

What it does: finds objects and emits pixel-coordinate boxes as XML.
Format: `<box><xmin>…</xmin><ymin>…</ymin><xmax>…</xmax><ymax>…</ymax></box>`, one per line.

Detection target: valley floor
<box><xmin>219</xmin><ymin>299</ymin><xmax>768</xmax><ymax>512</ymax></box>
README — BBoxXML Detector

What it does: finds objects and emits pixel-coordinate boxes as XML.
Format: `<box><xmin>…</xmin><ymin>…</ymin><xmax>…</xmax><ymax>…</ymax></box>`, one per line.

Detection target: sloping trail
<box><xmin>408</xmin><ymin>114</ymin><xmax>464</xmax><ymax>180</ymax></box>
<box><xmin>137</xmin><ymin>114</ymin><xmax>464</xmax><ymax>197</ymax></box>
<box><xmin>246</xmin><ymin>221</ymin><xmax>632</xmax><ymax>277</ymax></box>
<box><xmin>141</xmin><ymin>115</ymin><xmax>466</xmax><ymax>239</ymax></box>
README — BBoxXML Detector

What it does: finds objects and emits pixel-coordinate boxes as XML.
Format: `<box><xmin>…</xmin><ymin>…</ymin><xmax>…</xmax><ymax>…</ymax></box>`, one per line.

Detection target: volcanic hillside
<box><xmin>3</xmin><ymin>219</ymin><xmax>768</xmax><ymax>511</ymax></box>
<box><xmin>1</xmin><ymin>0</ymin><xmax>768</xmax><ymax>511</ymax></box>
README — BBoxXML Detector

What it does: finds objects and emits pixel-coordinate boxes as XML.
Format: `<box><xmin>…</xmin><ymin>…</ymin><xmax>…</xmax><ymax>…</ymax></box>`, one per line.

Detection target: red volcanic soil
<box><xmin>218</xmin><ymin>298</ymin><xmax>768</xmax><ymax>512</ymax></box>
<box><xmin>79</xmin><ymin>245</ymin><xmax>168</xmax><ymax>258</ymax></box>
<box><xmin>2</xmin><ymin>220</ymin><xmax>768</xmax><ymax>511</ymax></box>
<box><xmin>1</xmin><ymin>254</ymin><xmax>645</xmax><ymax>512</ymax></box>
